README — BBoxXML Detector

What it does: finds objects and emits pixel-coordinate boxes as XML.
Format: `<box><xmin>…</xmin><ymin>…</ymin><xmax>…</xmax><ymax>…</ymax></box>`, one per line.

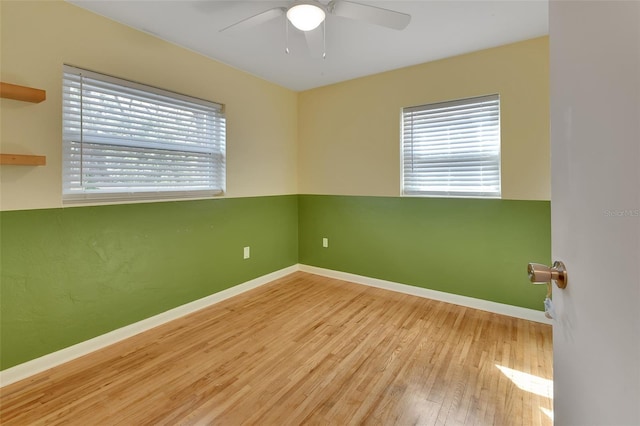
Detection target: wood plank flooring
<box><xmin>0</xmin><ymin>272</ymin><xmax>553</xmax><ymax>425</ymax></box>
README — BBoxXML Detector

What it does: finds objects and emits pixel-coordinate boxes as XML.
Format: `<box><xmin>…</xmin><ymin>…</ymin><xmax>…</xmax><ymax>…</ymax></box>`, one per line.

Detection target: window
<box><xmin>401</xmin><ymin>94</ymin><xmax>500</xmax><ymax>198</ymax></box>
<box><xmin>62</xmin><ymin>65</ymin><xmax>225</xmax><ymax>204</ymax></box>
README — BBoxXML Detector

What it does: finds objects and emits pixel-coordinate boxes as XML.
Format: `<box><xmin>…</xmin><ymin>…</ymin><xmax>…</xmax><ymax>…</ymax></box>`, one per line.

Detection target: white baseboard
<box><xmin>299</xmin><ymin>264</ymin><xmax>552</xmax><ymax>325</ymax></box>
<box><xmin>1</xmin><ymin>263</ymin><xmax>549</xmax><ymax>388</ymax></box>
<box><xmin>0</xmin><ymin>265</ymin><xmax>299</xmax><ymax>388</ymax></box>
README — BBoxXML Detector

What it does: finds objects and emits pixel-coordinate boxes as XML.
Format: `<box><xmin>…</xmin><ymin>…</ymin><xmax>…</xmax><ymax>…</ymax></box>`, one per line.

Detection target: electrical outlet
<box><xmin>243</xmin><ymin>246</ymin><xmax>250</xmax><ymax>259</ymax></box>
<box><xmin>322</xmin><ymin>238</ymin><xmax>328</xmax><ymax>248</ymax></box>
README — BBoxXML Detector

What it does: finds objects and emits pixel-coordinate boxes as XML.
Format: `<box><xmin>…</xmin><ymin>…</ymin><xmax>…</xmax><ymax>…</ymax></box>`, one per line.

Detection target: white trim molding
<box><xmin>1</xmin><ymin>263</ymin><xmax>550</xmax><ymax>388</ymax></box>
<box><xmin>0</xmin><ymin>265</ymin><xmax>298</xmax><ymax>388</ymax></box>
<box><xmin>299</xmin><ymin>265</ymin><xmax>552</xmax><ymax>325</ymax></box>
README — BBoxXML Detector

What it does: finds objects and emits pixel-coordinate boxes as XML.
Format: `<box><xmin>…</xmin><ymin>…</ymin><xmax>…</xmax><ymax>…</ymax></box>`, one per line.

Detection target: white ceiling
<box><xmin>67</xmin><ymin>0</ymin><xmax>548</xmax><ymax>91</ymax></box>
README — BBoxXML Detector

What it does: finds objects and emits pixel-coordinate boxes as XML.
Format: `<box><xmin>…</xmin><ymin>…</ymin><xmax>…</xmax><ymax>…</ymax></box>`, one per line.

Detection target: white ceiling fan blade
<box><xmin>220</xmin><ymin>7</ymin><xmax>285</xmax><ymax>33</ymax></box>
<box><xmin>329</xmin><ymin>1</ymin><xmax>410</xmax><ymax>30</ymax></box>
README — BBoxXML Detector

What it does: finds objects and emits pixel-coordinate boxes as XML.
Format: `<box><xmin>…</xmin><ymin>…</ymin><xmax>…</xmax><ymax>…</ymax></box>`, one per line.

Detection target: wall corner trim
<box><xmin>299</xmin><ymin>264</ymin><xmax>552</xmax><ymax>325</ymax></box>
<box><xmin>0</xmin><ymin>265</ymin><xmax>299</xmax><ymax>388</ymax></box>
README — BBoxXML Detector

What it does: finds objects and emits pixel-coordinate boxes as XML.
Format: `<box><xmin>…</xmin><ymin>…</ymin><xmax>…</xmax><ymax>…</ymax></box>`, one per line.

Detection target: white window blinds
<box><xmin>63</xmin><ymin>65</ymin><xmax>225</xmax><ymax>204</ymax></box>
<box><xmin>402</xmin><ymin>94</ymin><xmax>501</xmax><ymax>198</ymax></box>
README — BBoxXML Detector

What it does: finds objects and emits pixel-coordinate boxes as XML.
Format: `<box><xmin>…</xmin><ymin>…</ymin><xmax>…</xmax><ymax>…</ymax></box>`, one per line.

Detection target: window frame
<box><xmin>401</xmin><ymin>94</ymin><xmax>501</xmax><ymax>199</ymax></box>
<box><xmin>62</xmin><ymin>65</ymin><xmax>226</xmax><ymax>205</ymax></box>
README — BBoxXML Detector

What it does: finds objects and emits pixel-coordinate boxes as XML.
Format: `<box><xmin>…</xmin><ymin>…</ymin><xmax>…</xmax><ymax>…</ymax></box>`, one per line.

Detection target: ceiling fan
<box><xmin>220</xmin><ymin>1</ymin><xmax>411</xmax><ymax>35</ymax></box>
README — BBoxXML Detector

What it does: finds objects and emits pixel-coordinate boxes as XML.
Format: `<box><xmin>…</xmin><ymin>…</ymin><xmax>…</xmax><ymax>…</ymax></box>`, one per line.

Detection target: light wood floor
<box><xmin>0</xmin><ymin>272</ymin><xmax>553</xmax><ymax>425</ymax></box>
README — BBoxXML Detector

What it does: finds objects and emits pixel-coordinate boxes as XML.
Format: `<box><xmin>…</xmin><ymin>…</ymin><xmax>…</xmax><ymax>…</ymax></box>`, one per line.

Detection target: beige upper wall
<box><xmin>1</xmin><ymin>1</ymin><xmax>549</xmax><ymax>211</ymax></box>
<box><xmin>298</xmin><ymin>36</ymin><xmax>550</xmax><ymax>200</ymax></box>
<box><xmin>0</xmin><ymin>1</ymin><xmax>298</xmax><ymax>211</ymax></box>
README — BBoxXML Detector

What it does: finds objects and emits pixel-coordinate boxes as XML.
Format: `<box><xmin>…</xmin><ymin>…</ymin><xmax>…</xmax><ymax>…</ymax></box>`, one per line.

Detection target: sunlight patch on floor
<box><xmin>495</xmin><ymin>364</ymin><xmax>553</xmax><ymax>399</ymax></box>
<box><xmin>496</xmin><ymin>364</ymin><xmax>554</xmax><ymax>422</ymax></box>
<box><xmin>540</xmin><ymin>406</ymin><xmax>554</xmax><ymax>420</ymax></box>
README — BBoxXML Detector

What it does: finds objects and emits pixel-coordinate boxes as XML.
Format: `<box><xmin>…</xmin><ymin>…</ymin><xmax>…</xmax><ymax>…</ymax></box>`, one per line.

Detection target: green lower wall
<box><xmin>1</xmin><ymin>194</ymin><xmax>551</xmax><ymax>371</ymax></box>
<box><xmin>298</xmin><ymin>195</ymin><xmax>550</xmax><ymax>310</ymax></box>
<box><xmin>0</xmin><ymin>195</ymin><xmax>299</xmax><ymax>370</ymax></box>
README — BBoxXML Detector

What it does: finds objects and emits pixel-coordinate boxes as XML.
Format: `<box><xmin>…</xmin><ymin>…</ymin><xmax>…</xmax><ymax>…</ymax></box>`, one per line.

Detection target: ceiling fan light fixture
<box><xmin>286</xmin><ymin>3</ymin><xmax>325</xmax><ymax>31</ymax></box>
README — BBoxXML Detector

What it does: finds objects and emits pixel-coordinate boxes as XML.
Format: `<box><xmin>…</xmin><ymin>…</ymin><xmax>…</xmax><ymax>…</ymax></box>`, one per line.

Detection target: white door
<box><xmin>550</xmin><ymin>1</ymin><xmax>639</xmax><ymax>425</ymax></box>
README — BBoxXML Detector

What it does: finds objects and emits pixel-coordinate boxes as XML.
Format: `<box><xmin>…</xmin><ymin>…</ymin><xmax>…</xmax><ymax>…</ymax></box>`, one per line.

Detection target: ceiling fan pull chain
<box><xmin>285</xmin><ymin>17</ymin><xmax>290</xmax><ymax>54</ymax></box>
<box><xmin>322</xmin><ymin>19</ymin><xmax>326</xmax><ymax>59</ymax></box>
